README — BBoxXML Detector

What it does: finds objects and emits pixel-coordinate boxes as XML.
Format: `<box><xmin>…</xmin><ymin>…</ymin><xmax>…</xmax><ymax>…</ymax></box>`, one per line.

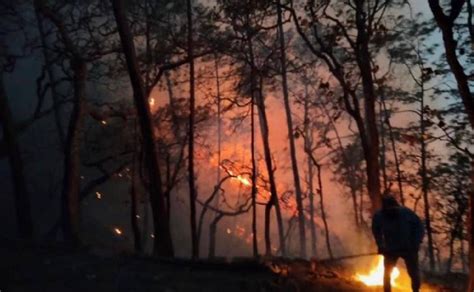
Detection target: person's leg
<box><xmin>383</xmin><ymin>255</ymin><xmax>398</xmax><ymax>292</ymax></box>
<box><xmin>403</xmin><ymin>251</ymin><xmax>421</xmax><ymax>292</ymax></box>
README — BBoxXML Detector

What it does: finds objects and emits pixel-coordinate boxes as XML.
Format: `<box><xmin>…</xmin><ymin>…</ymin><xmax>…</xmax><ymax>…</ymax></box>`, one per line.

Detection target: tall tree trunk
<box><xmin>256</xmin><ymin>77</ymin><xmax>286</xmax><ymax>257</ymax></box>
<box><xmin>276</xmin><ymin>0</ymin><xmax>306</xmax><ymax>258</ymax></box>
<box><xmin>208</xmin><ymin>55</ymin><xmax>225</xmax><ymax>257</ymax></box>
<box><xmin>420</xmin><ymin>82</ymin><xmax>436</xmax><ymax>271</ymax></box>
<box><xmin>427</xmin><ymin>1</ymin><xmax>474</xmax><ymax>286</ymax></box>
<box><xmin>379</xmin><ymin>101</ymin><xmax>388</xmax><ymax>192</ymax></box>
<box><xmin>315</xmin><ymin>163</ymin><xmax>333</xmax><ymax>259</ymax></box>
<box><xmin>61</xmin><ymin>59</ymin><xmax>86</xmax><ymax>245</ymax></box>
<box><xmin>245</xmin><ymin>30</ymin><xmax>285</xmax><ymax>256</ymax></box>
<box><xmin>381</xmin><ymin>93</ymin><xmax>405</xmax><ymax>205</ymax></box>
<box><xmin>208</xmin><ymin>213</ymin><xmax>224</xmax><ymax>258</ymax></box>
<box><xmin>251</xmin><ymin>78</ymin><xmax>259</xmax><ymax>258</ymax></box>
<box><xmin>111</xmin><ymin>0</ymin><xmax>173</xmax><ymax>257</ymax></box>
<box><xmin>0</xmin><ymin>67</ymin><xmax>34</xmax><ymax>241</ymax></box>
<box><xmin>303</xmin><ymin>88</ymin><xmax>317</xmax><ymax>258</ymax></box>
<box><xmin>355</xmin><ymin>0</ymin><xmax>382</xmax><ymax>212</ymax></box>
<box><xmin>186</xmin><ymin>0</ymin><xmax>198</xmax><ymax>259</ymax></box>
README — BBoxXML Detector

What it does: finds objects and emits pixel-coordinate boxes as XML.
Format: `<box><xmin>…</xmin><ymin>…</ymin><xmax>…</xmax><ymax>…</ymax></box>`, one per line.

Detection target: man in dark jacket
<box><xmin>372</xmin><ymin>195</ymin><xmax>425</xmax><ymax>292</ymax></box>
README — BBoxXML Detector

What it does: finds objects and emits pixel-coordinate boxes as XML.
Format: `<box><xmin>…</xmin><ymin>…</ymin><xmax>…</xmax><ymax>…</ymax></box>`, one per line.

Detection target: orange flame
<box><xmin>113</xmin><ymin>227</ymin><xmax>122</xmax><ymax>235</ymax></box>
<box><xmin>355</xmin><ymin>256</ymin><xmax>400</xmax><ymax>287</ymax></box>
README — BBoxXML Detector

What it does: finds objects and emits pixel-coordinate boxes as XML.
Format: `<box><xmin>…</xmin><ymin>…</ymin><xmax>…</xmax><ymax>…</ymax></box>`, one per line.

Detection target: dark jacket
<box><xmin>372</xmin><ymin>206</ymin><xmax>425</xmax><ymax>253</ymax></box>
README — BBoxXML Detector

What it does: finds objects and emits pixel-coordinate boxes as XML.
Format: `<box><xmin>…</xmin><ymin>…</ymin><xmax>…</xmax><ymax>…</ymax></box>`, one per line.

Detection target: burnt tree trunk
<box><xmin>276</xmin><ymin>0</ymin><xmax>306</xmax><ymax>258</ymax></box>
<box><xmin>186</xmin><ymin>0</ymin><xmax>198</xmax><ymax>259</ymax></box>
<box><xmin>0</xmin><ymin>66</ymin><xmax>34</xmax><ymax>241</ymax></box>
<box><xmin>112</xmin><ymin>0</ymin><xmax>173</xmax><ymax>257</ymax></box>
<box><xmin>61</xmin><ymin>59</ymin><xmax>86</xmax><ymax>245</ymax></box>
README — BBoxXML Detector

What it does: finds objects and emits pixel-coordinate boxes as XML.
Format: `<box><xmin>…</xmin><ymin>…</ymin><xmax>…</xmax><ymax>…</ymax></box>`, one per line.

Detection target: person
<box><xmin>372</xmin><ymin>194</ymin><xmax>425</xmax><ymax>292</ymax></box>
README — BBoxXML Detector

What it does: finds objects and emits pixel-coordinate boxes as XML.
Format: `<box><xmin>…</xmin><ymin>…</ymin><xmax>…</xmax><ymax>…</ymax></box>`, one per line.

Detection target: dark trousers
<box><xmin>383</xmin><ymin>251</ymin><xmax>420</xmax><ymax>292</ymax></box>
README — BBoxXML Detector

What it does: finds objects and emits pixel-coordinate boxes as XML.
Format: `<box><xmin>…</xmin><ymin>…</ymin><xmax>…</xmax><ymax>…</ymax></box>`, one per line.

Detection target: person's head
<box><xmin>382</xmin><ymin>194</ymin><xmax>399</xmax><ymax>210</ymax></box>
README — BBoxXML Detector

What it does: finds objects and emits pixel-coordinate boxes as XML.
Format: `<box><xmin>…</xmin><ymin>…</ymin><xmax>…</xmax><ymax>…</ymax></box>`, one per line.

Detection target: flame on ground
<box><xmin>355</xmin><ymin>256</ymin><xmax>400</xmax><ymax>287</ymax></box>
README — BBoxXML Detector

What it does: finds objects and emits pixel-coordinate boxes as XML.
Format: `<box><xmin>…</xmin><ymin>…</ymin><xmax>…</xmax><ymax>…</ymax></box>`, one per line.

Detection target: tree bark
<box><xmin>208</xmin><ymin>213</ymin><xmax>224</xmax><ymax>258</ymax></box>
<box><xmin>303</xmin><ymin>87</ymin><xmax>317</xmax><ymax>258</ymax></box>
<box><xmin>355</xmin><ymin>0</ymin><xmax>382</xmax><ymax>212</ymax></box>
<box><xmin>420</xmin><ymin>82</ymin><xmax>436</xmax><ymax>271</ymax></box>
<box><xmin>379</xmin><ymin>102</ymin><xmax>388</xmax><ymax>192</ymax></box>
<box><xmin>381</xmin><ymin>94</ymin><xmax>405</xmax><ymax>205</ymax></box>
<box><xmin>61</xmin><ymin>59</ymin><xmax>86</xmax><ymax>245</ymax></box>
<box><xmin>186</xmin><ymin>0</ymin><xmax>198</xmax><ymax>259</ymax></box>
<box><xmin>251</xmin><ymin>75</ymin><xmax>259</xmax><ymax>258</ymax></box>
<box><xmin>0</xmin><ymin>67</ymin><xmax>34</xmax><ymax>241</ymax></box>
<box><xmin>256</xmin><ymin>77</ymin><xmax>286</xmax><ymax>257</ymax></box>
<box><xmin>111</xmin><ymin>0</ymin><xmax>173</xmax><ymax>257</ymax></box>
<box><xmin>276</xmin><ymin>0</ymin><xmax>306</xmax><ymax>258</ymax></box>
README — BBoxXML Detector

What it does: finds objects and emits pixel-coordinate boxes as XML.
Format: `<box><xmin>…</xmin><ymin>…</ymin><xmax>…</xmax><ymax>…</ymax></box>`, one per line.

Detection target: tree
<box><xmin>427</xmin><ymin>0</ymin><xmax>474</xmax><ymax>286</ymax></box>
<box><xmin>111</xmin><ymin>0</ymin><xmax>174</xmax><ymax>257</ymax></box>
<box><xmin>275</xmin><ymin>0</ymin><xmax>306</xmax><ymax>258</ymax></box>
<box><xmin>186</xmin><ymin>0</ymin><xmax>199</xmax><ymax>259</ymax></box>
<box><xmin>286</xmin><ymin>0</ymin><xmax>409</xmax><ymax>212</ymax></box>
<box><xmin>34</xmin><ymin>0</ymin><xmax>88</xmax><ymax>244</ymax></box>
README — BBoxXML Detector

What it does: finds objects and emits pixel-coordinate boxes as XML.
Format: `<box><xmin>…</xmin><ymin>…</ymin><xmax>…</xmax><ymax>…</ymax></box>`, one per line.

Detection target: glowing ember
<box><xmin>355</xmin><ymin>256</ymin><xmax>400</xmax><ymax>287</ymax></box>
<box><xmin>113</xmin><ymin>227</ymin><xmax>122</xmax><ymax>235</ymax></box>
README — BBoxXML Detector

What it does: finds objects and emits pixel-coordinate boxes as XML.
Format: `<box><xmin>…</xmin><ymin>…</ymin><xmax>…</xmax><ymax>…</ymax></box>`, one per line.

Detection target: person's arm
<box><xmin>372</xmin><ymin>213</ymin><xmax>384</xmax><ymax>253</ymax></box>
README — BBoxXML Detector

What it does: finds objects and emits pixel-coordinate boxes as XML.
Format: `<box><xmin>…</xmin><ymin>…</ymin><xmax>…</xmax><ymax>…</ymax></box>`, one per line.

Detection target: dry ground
<box><xmin>0</xmin><ymin>243</ymin><xmax>464</xmax><ymax>292</ymax></box>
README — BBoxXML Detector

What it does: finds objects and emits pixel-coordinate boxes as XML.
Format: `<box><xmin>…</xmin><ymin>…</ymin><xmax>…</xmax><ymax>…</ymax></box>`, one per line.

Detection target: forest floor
<box><xmin>0</xmin><ymin>243</ymin><xmax>466</xmax><ymax>292</ymax></box>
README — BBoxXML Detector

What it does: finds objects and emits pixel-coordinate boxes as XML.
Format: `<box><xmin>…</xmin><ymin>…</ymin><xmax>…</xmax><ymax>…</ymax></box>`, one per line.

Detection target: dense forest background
<box><xmin>0</xmin><ymin>0</ymin><xmax>473</xmax><ymax>289</ymax></box>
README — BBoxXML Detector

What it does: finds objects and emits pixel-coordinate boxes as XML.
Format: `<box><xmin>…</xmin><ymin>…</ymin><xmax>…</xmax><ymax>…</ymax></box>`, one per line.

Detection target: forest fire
<box><xmin>355</xmin><ymin>256</ymin><xmax>400</xmax><ymax>287</ymax></box>
<box><xmin>1</xmin><ymin>0</ymin><xmax>470</xmax><ymax>291</ymax></box>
